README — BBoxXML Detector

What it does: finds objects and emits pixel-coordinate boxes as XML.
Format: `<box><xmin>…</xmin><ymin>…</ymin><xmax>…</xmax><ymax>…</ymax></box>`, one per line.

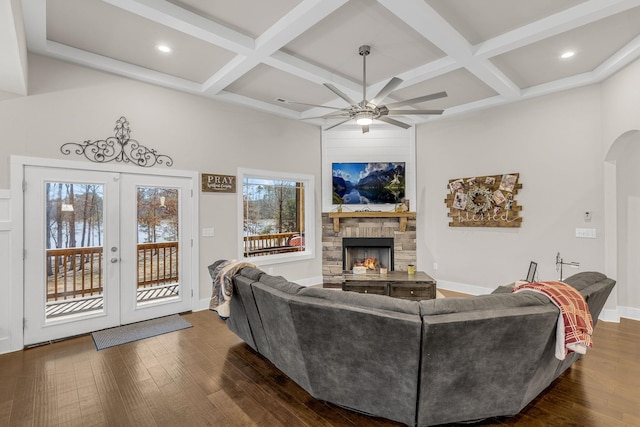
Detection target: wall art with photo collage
<box><xmin>444</xmin><ymin>173</ymin><xmax>522</xmax><ymax>227</ymax></box>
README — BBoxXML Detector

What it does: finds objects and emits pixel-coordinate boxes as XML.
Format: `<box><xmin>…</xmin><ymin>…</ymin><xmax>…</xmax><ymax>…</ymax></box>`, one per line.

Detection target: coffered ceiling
<box><xmin>4</xmin><ymin>0</ymin><xmax>640</xmax><ymax>129</ymax></box>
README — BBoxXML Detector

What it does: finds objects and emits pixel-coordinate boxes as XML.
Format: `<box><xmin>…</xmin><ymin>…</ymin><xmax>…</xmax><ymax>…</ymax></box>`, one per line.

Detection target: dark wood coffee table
<box><xmin>342</xmin><ymin>270</ymin><xmax>437</xmax><ymax>301</ymax></box>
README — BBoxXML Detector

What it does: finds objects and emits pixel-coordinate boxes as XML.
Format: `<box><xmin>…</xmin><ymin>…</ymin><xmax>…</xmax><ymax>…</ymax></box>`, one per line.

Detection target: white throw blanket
<box><xmin>209</xmin><ymin>260</ymin><xmax>260</xmax><ymax>319</ymax></box>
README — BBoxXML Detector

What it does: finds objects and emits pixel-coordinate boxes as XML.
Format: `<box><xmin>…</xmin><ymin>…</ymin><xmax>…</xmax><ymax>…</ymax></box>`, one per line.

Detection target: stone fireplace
<box><xmin>322</xmin><ymin>213</ymin><xmax>416</xmax><ymax>285</ymax></box>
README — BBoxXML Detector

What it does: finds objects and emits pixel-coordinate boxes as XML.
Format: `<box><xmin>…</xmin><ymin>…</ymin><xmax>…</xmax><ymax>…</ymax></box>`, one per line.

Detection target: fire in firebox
<box><xmin>354</xmin><ymin>258</ymin><xmax>378</xmax><ymax>270</ymax></box>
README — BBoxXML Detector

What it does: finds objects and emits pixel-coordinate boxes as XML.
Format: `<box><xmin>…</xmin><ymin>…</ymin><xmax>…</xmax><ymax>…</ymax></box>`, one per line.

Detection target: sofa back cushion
<box><xmin>290</xmin><ymin>290</ymin><xmax>422</xmax><ymax>426</ymax></box>
<box><xmin>229</xmin><ymin>274</ymin><xmax>271</xmax><ymax>356</ymax></box>
<box><xmin>418</xmin><ymin>304</ymin><xmax>559</xmax><ymax>425</ymax></box>
<box><xmin>250</xmin><ymin>282</ymin><xmax>311</xmax><ymax>392</ymax></box>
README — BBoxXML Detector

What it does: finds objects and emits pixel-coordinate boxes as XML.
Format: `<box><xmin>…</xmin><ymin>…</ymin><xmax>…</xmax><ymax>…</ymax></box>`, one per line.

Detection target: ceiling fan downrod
<box><xmin>359</xmin><ymin>45</ymin><xmax>370</xmax><ymax>108</ymax></box>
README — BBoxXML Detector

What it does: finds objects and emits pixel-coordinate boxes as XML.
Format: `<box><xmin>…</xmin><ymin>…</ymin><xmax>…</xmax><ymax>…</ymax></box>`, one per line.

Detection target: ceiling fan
<box><xmin>276</xmin><ymin>45</ymin><xmax>447</xmax><ymax>133</ymax></box>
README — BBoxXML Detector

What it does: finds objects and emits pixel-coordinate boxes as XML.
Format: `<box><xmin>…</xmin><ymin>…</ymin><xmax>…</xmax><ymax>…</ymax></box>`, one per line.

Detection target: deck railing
<box><xmin>243</xmin><ymin>232</ymin><xmax>304</xmax><ymax>257</ymax></box>
<box><xmin>46</xmin><ymin>241</ymin><xmax>179</xmax><ymax>302</ymax></box>
<box><xmin>137</xmin><ymin>242</ymin><xmax>179</xmax><ymax>287</ymax></box>
<box><xmin>46</xmin><ymin>246</ymin><xmax>104</xmax><ymax>301</ymax></box>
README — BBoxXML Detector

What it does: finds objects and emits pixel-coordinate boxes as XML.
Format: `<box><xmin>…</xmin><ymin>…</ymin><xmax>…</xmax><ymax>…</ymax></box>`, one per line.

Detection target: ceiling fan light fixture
<box><xmin>355</xmin><ymin>111</ymin><xmax>374</xmax><ymax>125</ymax></box>
<box><xmin>277</xmin><ymin>45</ymin><xmax>447</xmax><ymax>132</ymax></box>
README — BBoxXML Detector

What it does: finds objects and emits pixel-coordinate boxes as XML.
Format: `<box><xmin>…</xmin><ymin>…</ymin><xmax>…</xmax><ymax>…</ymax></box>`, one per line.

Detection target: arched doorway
<box><xmin>604</xmin><ymin>129</ymin><xmax>640</xmax><ymax>321</ymax></box>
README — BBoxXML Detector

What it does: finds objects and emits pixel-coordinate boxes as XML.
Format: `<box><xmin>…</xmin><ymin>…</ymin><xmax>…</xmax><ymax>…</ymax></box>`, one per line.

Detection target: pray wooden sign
<box><xmin>202</xmin><ymin>173</ymin><xmax>236</xmax><ymax>193</ymax></box>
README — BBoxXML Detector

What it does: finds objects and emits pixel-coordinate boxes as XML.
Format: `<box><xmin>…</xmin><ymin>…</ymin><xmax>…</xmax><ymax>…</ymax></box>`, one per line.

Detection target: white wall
<box><xmin>0</xmin><ymin>54</ymin><xmax>322</xmax><ymax>352</ymax></box>
<box><xmin>416</xmin><ymin>85</ymin><xmax>605</xmax><ymax>293</ymax></box>
<box><xmin>602</xmin><ymin>59</ymin><xmax>640</xmax><ymax>154</ymax></box>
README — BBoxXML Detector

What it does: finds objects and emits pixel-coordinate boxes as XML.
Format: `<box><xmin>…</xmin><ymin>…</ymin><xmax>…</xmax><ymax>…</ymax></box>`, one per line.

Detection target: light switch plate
<box><xmin>202</xmin><ymin>227</ymin><xmax>215</xmax><ymax>237</ymax></box>
<box><xmin>575</xmin><ymin>228</ymin><xmax>596</xmax><ymax>239</ymax></box>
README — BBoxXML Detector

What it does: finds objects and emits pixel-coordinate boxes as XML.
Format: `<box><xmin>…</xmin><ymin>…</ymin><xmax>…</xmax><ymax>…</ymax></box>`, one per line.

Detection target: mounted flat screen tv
<box><xmin>332</xmin><ymin>162</ymin><xmax>405</xmax><ymax>205</ymax></box>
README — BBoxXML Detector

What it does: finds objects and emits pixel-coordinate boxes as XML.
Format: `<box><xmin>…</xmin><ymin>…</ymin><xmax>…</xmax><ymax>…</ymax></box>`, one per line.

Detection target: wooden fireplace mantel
<box><xmin>327</xmin><ymin>211</ymin><xmax>416</xmax><ymax>232</ymax></box>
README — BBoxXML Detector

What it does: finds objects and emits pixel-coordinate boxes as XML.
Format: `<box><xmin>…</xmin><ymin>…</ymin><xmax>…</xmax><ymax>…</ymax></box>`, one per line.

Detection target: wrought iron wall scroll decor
<box><xmin>60</xmin><ymin>116</ymin><xmax>173</xmax><ymax>167</ymax></box>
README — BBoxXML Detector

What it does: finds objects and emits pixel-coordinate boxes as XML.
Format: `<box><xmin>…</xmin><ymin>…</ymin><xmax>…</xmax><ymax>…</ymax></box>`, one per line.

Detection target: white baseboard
<box><xmin>436</xmin><ymin>280</ymin><xmax>494</xmax><ymax>296</ymax></box>
<box><xmin>599</xmin><ymin>308</ymin><xmax>621</xmax><ymax>323</ymax></box>
<box><xmin>294</xmin><ymin>275</ymin><xmax>323</xmax><ymax>287</ymax></box>
<box><xmin>0</xmin><ymin>337</ymin><xmax>10</xmax><ymax>355</ymax></box>
<box><xmin>194</xmin><ymin>298</ymin><xmax>211</xmax><ymax>312</ymax></box>
<box><xmin>618</xmin><ymin>306</ymin><xmax>640</xmax><ymax>322</ymax></box>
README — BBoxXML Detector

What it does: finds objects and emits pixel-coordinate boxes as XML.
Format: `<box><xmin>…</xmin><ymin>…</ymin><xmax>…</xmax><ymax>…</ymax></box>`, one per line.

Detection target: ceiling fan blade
<box><xmin>324</xmin><ymin>118</ymin><xmax>353</xmax><ymax>131</ymax></box>
<box><xmin>369</xmin><ymin>77</ymin><xmax>403</xmax><ymax>106</ymax></box>
<box><xmin>387</xmin><ymin>109</ymin><xmax>444</xmax><ymax>115</ymax></box>
<box><xmin>377</xmin><ymin>116</ymin><xmax>411</xmax><ymax>129</ymax></box>
<box><xmin>385</xmin><ymin>91</ymin><xmax>448</xmax><ymax>109</ymax></box>
<box><xmin>323</xmin><ymin>83</ymin><xmax>358</xmax><ymax>107</ymax></box>
<box><xmin>361</xmin><ymin>125</ymin><xmax>369</xmax><ymax>134</ymax></box>
<box><xmin>275</xmin><ymin>98</ymin><xmax>348</xmax><ymax>110</ymax></box>
<box><xmin>303</xmin><ymin>112</ymin><xmax>351</xmax><ymax>120</ymax></box>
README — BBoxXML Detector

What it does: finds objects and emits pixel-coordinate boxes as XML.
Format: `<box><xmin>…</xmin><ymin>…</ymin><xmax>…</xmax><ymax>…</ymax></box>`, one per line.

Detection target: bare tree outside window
<box><xmin>242</xmin><ymin>177</ymin><xmax>305</xmax><ymax>257</ymax></box>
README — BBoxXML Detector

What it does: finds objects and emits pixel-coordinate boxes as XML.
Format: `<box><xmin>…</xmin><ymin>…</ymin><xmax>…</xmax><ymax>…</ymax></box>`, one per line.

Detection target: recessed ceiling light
<box><xmin>560</xmin><ymin>51</ymin><xmax>575</xmax><ymax>59</ymax></box>
<box><xmin>156</xmin><ymin>44</ymin><xmax>172</xmax><ymax>53</ymax></box>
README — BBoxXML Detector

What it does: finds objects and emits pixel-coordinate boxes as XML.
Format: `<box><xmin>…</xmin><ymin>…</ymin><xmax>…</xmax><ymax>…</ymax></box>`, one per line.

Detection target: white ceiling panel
<box><xmin>47</xmin><ymin>0</ymin><xmax>236</xmax><ymax>83</ymax></box>
<box><xmin>4</xmin><ymin>0</ymin><xmax>640</xmax><ymax>130</ymax></box>
<box><xmin>491</xmin><ymin>6</ymin><xmax>640</xmax><ymax>89</ymax></box>
<box><xmin>426</xmin><ymin>0</ymin><xmax>587</xmax><ymax>45</ymax></box>
<box><xmin>393</xmin><ymin>68</ymin><xmax>498</xmax><ymax>110</ymax></box>
<box><xmin>225</xmin><ymin>63</ymin><xmax>338</xmax><ymax>112</ymax></box>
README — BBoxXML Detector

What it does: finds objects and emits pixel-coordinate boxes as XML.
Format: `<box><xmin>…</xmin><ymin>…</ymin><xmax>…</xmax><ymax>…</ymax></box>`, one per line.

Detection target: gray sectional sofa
<box><xmin>212</xmin><ymin>260</ymin><xmax>615</xmax><ymax>426</ymax></box>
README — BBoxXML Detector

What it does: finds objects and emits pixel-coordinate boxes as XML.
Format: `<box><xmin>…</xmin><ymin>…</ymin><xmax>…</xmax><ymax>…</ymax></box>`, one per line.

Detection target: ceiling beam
<box><xmin>1</xmin><ymin>0</ymin><xmax>28</xmax><ymax>95</ymax></box>
<box><xmin>45</xmin><ymin>40</ymin><xmax>203</xmax><ymax>93</ymax></box>
<box><xmin>378</xmin><ymin>0</ymin><xmax>521</xmax><ymax>100</ymax></box>
<box><xmin>201</xmin><ymin>0</ymin><xmax>348</xmax><ymax>96</ymax></box>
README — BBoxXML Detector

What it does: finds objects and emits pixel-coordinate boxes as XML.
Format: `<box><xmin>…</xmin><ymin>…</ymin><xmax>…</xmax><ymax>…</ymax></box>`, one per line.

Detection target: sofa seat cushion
<box><xmin>420</xmin><ymin>292</ymin><xmax>550</xmax><ymax>316</ymax></box>
<box><xmin>299</xmin><ymin>287</ymin><xmax>420</xmax><ymax>315</ymax></box>
<box><xmin>562</xmin><ymin>272</ymin><xmax>607</xmax><ymax>292</ymax></box>
<box><xmin>237</xmin><ymin>266</ymin><xmax>264</xmax><ymax>281</ymax></box>
<box><xmin>258</xmin><ymin>274</ymin><xmax>303</xmax><ymax>294</ymax></box>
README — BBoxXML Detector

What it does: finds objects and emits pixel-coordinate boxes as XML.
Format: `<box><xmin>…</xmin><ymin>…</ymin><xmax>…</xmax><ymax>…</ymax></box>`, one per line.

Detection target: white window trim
<box><xmin>237</xmin><ymin>167</ymin><xmax>315</xmax><ymax>266</ymax></box>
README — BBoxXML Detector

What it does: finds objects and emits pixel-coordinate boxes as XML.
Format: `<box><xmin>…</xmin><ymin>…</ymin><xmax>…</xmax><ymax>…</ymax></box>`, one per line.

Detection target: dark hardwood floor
<box><xmin>1</xmin><ymin>295</ymin><xmax>639</xmax><ymax>426</ymax></box>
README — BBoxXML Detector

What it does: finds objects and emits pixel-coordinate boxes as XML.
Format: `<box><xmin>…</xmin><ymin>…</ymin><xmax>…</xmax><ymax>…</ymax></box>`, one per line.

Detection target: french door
<box><xmin>23</xmin><ymin>165</ymin><xmax>193</xmax><ymax>345</ymax></box>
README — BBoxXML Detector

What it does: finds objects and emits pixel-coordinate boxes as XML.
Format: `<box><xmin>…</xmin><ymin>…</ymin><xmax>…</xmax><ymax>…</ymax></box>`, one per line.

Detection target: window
<box><xmin>238</xmin><ymin>168</ymin><xmax>314</xmax><ymax>265</ymax></box>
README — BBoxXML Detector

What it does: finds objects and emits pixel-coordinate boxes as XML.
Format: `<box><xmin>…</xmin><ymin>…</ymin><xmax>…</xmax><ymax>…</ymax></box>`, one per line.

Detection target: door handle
<box><xmin>111</xmin><ymin>258</ymin><xmax>118</xmax><ymax>263</ymax></box>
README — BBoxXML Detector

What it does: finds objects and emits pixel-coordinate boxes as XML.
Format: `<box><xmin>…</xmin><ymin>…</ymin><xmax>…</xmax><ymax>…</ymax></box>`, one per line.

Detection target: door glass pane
<box><xmin>45</xmin><ymin>183</ymin><xmax>104</xmax><ymax>320</ymax></box>
<box><xmin>136</xmin><ymin>186</ymin><xmax>179</xmax><ymax>305</ymax></box>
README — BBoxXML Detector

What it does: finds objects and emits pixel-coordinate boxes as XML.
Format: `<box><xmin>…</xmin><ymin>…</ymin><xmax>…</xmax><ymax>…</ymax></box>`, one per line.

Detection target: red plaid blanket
<box><xmin>513</xmin><ymin>281</ymin><xmax>593</xmax><ymax>360</ymax></box>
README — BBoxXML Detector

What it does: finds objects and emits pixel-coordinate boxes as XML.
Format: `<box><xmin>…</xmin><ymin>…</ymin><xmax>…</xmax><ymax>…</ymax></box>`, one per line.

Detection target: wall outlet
<box><xmin>433</xmin><ymin>262</ymin><xmax>438</xmax><ymax>270</ymax></box>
